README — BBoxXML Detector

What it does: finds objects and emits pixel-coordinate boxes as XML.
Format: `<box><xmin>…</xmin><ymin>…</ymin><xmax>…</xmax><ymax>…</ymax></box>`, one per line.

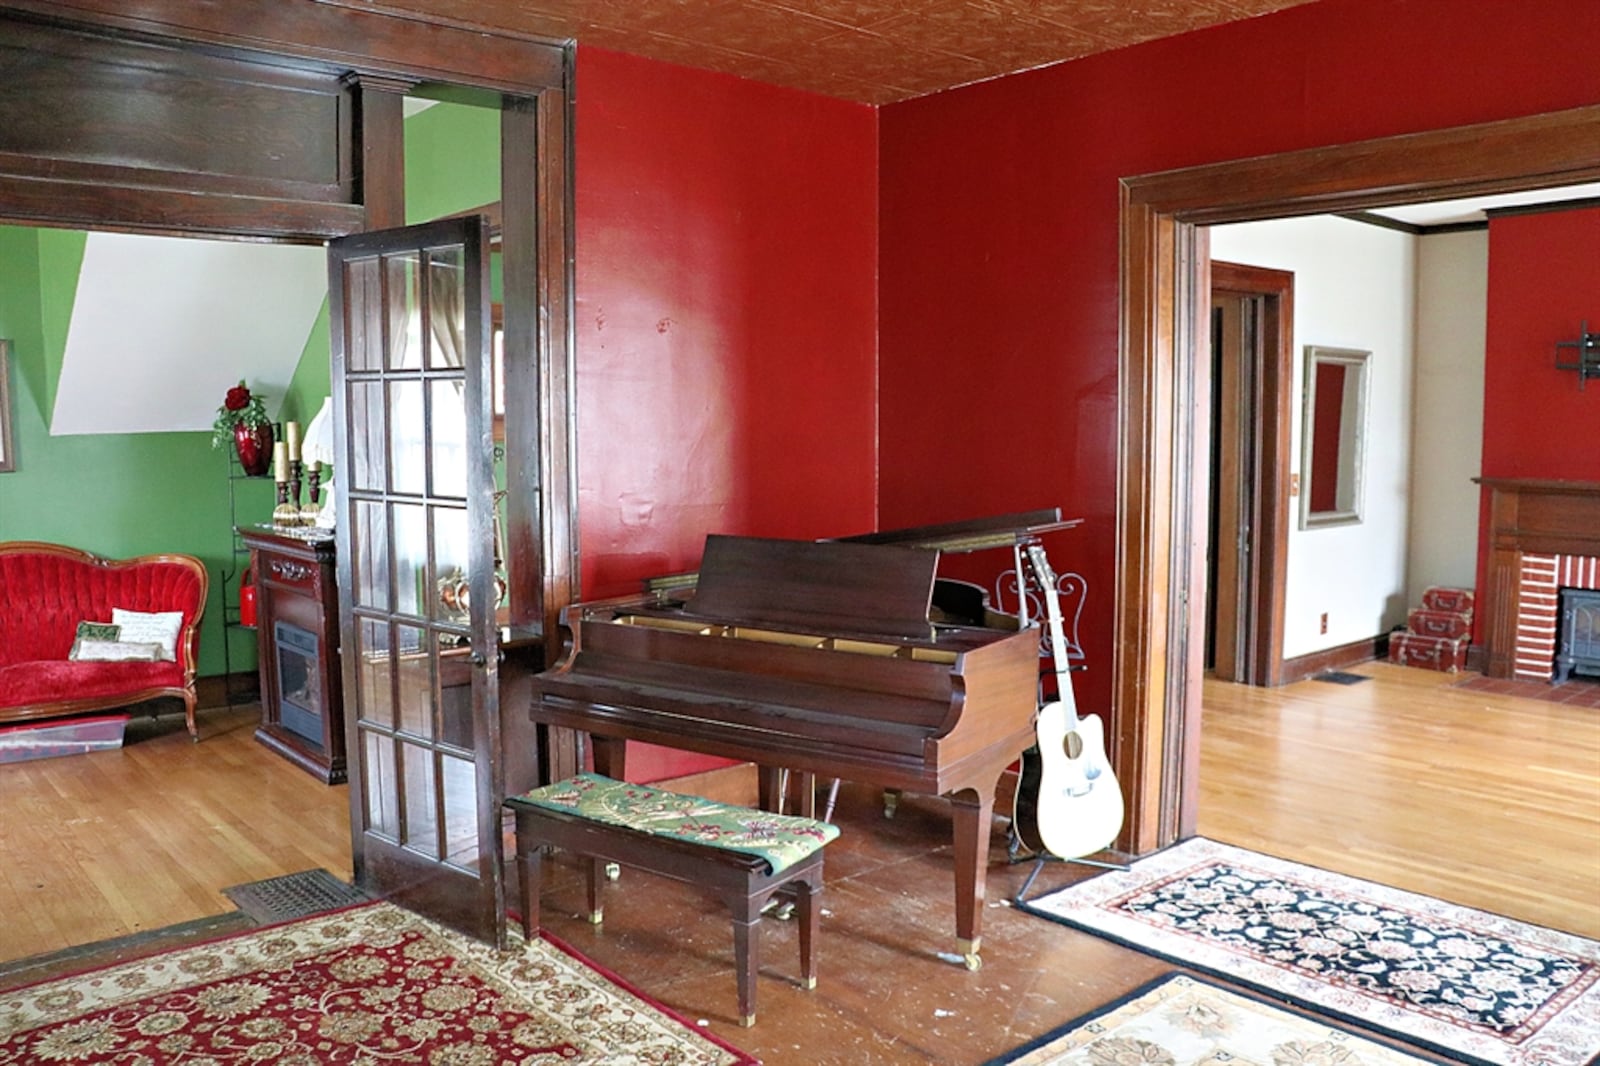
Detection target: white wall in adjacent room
<box><xmin>1210</xmin><ymin>216</ymin><xmax>1417</xmax><ymax>661</ymax></box>
<box><xmin>1408</xmin><ymin>229</ymin><xmax>1488</xmax><ymax>605</ymax></box>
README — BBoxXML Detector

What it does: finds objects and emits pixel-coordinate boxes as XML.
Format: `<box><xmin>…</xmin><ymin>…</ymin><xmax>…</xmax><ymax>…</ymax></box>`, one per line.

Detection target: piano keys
<box><xmin>529</xmin><ymin>511</ymin><xmax>1077</xmax><ymax>969</ymax></box>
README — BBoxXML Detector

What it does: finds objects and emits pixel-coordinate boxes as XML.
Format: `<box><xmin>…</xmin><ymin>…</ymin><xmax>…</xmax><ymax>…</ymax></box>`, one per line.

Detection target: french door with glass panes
<box><xmin>327</xmin><ymin>215</ymin><xmax>506</xmax><ymax>944</ymax></box>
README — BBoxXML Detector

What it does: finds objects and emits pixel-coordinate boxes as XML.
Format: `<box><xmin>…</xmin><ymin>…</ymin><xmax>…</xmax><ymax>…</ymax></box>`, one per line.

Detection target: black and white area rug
<box><xmin>1017</xmin><ymin>838</ymin><xmax>1600</xmax><ymax>1066</ymax></box>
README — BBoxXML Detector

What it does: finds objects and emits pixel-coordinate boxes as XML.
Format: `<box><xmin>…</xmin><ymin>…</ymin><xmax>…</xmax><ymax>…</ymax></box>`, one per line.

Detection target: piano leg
<box><xmin>591</xmin><ymin>735</ymin><xmax>627</xmax><ymax>780</ymax></box>
<box><xmin>948</xmin><ymin>783</ymin><xmax>996</xmax><ymax>972</ymax></box>
<box><xmin>758</xmin><ymin>766</ymin><xmax>784</xmax><ymax>812</ymax></box>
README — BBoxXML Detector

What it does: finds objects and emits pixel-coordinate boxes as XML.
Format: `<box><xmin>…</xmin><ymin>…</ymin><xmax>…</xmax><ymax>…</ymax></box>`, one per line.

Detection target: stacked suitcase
<box><xmin>1388</xmin><ymin>586</ymin><xmax>1474</xmax><ymax>672</ymax></box>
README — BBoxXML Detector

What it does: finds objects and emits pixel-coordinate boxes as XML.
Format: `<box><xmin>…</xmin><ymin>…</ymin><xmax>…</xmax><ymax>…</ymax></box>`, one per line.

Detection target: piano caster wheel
<box><xmin>882</xmin><ymin>789</ymin><xmax>899</xmax><ymax>820</ymax></box>
<box><xmin>605</xmin><ymin>862</ymin><xmax>621</xmax><ymax>881</ymax></box>
<box><xmin>958</xmin><ymin>937</ymin><xmax>982</xmax><ymax>972</ymax></box>
<box><xmin>964</xmin><ymin>952</ymin><xmax>983</xmax><ymax>972</ymax></box>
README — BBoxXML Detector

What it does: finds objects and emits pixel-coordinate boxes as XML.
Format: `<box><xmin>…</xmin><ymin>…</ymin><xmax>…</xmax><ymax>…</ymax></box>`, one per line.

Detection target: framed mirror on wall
<box><xmin>1300</xmin><ymin>345</ymin><xmax>1370</xmax><ymax>529</ymax></box>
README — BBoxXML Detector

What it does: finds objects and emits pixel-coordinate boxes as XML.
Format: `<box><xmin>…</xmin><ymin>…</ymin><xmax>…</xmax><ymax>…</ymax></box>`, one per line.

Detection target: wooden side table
<box><xmin>240</xmin><ymin>527</ymin><xmax>346</xmax><ymax>784</ymax></box>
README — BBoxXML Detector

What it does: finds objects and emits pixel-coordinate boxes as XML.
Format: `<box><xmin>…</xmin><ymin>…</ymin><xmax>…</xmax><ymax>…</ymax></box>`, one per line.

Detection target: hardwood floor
<box><xmin>0</xmin><ymin>665</ymin><xmax>1595</xmax><ymax>1064</ymax></box>
<box><xmin>0</xmin><ymin>703</ymin><xmax>351</xmax><ymax>963</ymax></box>
<box><xmin>1198</xmin><ymin>661</ymin><xmax>1600</xmax><ymax>940</ymax></box>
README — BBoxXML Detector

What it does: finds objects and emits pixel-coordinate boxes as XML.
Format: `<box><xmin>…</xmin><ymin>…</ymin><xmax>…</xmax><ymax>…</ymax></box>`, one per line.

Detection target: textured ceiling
<box><xmin>362</xmin><ymin>0</ymin><xmax>1323</xmax><ymax>104</ymax></box>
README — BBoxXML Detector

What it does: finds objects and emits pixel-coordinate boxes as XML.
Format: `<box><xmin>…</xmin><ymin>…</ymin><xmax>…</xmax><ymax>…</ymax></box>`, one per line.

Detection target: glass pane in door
<box><xmin>329</xmin><ymin>217</ymin><xmax>500</xmax><ymax>942</ymax></box>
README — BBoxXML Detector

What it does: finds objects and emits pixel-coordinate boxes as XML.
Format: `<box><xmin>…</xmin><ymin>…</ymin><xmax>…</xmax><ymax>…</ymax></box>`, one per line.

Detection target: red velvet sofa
<box><xmin>0</xmin><ymin>542</ymin><xmax>209</xmax><ymax>739</ymax></box>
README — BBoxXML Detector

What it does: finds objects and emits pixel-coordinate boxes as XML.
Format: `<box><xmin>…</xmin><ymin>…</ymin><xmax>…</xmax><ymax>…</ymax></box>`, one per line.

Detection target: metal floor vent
<box><xmin>1314</xmin><ymin>670</ymin><xmax>1371</xmax><ymax>685</ymax></box>
<box><xmin>222</xmin><ymin>868</ymin><xmax>371</xmax><ymax>925</ymax></box>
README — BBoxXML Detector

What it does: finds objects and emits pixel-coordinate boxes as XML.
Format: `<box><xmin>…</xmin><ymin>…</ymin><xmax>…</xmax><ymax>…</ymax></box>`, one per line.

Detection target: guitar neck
<box><xmin>1027</xmin><ymin>545</ymin><xmax>1080</xmax><ymax>724</ymax></box>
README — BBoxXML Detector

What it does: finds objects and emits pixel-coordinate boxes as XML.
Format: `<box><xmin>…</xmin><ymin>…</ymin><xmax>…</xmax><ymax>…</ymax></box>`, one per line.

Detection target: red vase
<box><xmin>234</xmin><ymin>421</ymin><xmax>275</xmax><ymax>477</ymax></box>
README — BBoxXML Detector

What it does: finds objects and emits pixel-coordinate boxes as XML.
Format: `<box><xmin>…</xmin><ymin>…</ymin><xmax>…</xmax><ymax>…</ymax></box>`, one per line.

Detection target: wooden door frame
<box><xmin>1114</xmin><ymin>104</ymin><xmax>1600</xmax><ymax>854</ymax></box>
<box><xmin>0</xmin><ymin>6</ymin><xmax>580</xmax><ymax>663</ymax></box>
<box><xmin>1209</xmin><ymin>260</ymin><xmax>1293</xmax><ymax>689</ymax></box>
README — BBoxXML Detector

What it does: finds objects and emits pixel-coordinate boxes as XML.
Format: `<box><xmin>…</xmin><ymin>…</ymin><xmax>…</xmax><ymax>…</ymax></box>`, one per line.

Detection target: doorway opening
<box><xmin>1111</xmin><ymin>103</ymin><xmax>1600</xmax><ymax>854</ymax></box>
<box><xmin>1205</xmin><ymin>261</ymin><xmax>1292</xmax><ymax>688</ymax></box>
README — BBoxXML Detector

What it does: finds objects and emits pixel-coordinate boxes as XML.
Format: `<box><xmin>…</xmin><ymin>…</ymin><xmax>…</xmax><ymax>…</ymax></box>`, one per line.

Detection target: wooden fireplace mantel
<box><xmin>1475</xmin><ymin>478</ymin><xmax>1600</xmax><ymax>678</ymax></box>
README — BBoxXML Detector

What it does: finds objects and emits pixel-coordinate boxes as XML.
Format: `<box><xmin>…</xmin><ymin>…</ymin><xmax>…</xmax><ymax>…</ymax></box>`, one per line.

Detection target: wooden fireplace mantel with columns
<box><xmin>1475</xmin><ymin>478</ymin><xmax>1600</xmax><ymax>679</ymax></box>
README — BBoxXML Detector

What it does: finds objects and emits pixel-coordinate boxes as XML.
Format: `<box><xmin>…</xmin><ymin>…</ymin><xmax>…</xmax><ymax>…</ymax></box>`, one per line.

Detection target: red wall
<box><xmin>877</xmin><ymin>0</ymin><xmax>1600</xmax><ymax>715</ymax></box>
<box><xmin>1471</xmin><ymin>206</ymin><xmax>1600</xmax><ymax>628</ymax></box>
<box><xmin>1482</xmin><ymin>207</ymin><xmax>1600</xmax><ymax>482</ymax></box>
<box><xmin>573</xmin><ymin>48</ymin><xmax>878</xmax><ymax>780</ymax></box>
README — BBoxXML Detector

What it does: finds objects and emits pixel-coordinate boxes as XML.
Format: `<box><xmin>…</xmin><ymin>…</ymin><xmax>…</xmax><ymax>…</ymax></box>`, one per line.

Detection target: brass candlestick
<box><xmin>273</xmin><ymin>480</ymin><xmax>299</xmax><ymax>527</ymax></box>
<box><xmin>288</xmin><ymin>459</ymin><xmax>303</xmax><ymax>514</ymax></box>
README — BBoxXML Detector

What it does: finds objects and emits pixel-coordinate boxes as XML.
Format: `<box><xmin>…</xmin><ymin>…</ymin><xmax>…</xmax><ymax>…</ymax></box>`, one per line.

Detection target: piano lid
<box><xmin>831</xmin><ymin>507</ymin><xmax>1081</xmax><ymax>554</ymax></box>
<box><xmin>684</xmin><ymin>534</ymin><xmax>939</xmax><ymax>641</ymax></box>
<box><xmin>639</xmin><ymin>508</ymin><xmax>1081</xmax><ymax>604</ymax></box>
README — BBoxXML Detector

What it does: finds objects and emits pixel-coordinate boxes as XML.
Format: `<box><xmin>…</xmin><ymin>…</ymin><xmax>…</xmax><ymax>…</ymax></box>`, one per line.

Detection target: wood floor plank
<box><xmin>0</xmin><ymin>706</ymin><xmax>351</xmax><ymax>961</ymax></box>
<box><xmin>1199</xmin><ymin>662</ymin><xmax>1600</xmax><ymax>939</ymax></box>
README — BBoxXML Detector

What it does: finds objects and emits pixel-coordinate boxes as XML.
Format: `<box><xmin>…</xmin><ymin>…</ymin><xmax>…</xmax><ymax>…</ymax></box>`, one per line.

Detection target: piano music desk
<box><xmin>506</xmin><ymin>774</ymin><xmax>834</xmax><ymax>1027</ymax></box>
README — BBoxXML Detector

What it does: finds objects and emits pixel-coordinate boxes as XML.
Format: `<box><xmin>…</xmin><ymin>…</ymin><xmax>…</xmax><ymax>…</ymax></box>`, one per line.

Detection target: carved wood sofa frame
<box><xmin>0</xmin><ymin>541</ymin><xmax>209</xmax><ymax>739</ymax></box>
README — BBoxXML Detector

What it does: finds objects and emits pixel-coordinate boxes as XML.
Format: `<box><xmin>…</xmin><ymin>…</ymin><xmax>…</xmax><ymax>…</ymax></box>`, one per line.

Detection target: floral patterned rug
<box><xmin>984</xmin><ymin>972</ymin><xmax>1441</xmax><ymax>1066</ymax></box>
<box><xmin>1018</xmin><ymin>838</ymin><xmax>1600</xmax><ymax>1066</ymax></box>
<box><xmin>0</xmin><ymin>901</ymin><xmax>756</xmax><ymax>1065</ymax></box>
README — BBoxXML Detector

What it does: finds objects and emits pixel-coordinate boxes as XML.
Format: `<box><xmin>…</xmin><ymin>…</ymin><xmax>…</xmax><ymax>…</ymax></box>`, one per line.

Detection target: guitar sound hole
<box><xmin>1063</xmin><ymin>732</ymin><xmax>1083</xmax><ymax>760</ymax></box>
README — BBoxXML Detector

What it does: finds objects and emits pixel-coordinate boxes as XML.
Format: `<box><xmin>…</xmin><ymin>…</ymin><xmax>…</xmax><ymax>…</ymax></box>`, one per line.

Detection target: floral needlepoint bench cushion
<box><xmin>512</xmin><ymin>773</ymin><xmax>839</xmax><ymax>875</ymax></box>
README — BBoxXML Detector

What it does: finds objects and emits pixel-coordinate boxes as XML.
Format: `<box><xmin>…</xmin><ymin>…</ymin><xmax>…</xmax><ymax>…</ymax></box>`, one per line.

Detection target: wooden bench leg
<box><xmin>795</xmin><ymin>874</ymin><xmax>819</xmax><ymax>991</ymax></box>
<box><xmin>731</xmin><ymin>901</ymin><xmax>761</xmax><ymax>1027</ymax></box>
<box><xmin>586</xmin><ymin>856</ymin><xmax>606</xmax><ymax>924</ymax></box>
<box><xmin>519</xmin><ymin>843</ymin><xmax>543</xmax><ymax>940</ymax></box>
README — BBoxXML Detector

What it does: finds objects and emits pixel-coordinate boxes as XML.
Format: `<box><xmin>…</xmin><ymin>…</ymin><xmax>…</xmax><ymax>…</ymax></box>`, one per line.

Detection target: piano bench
<box><xmin>505</xmin><ymin>773</ymin><xmax>838</xmax><ymax>1027</ymax></box>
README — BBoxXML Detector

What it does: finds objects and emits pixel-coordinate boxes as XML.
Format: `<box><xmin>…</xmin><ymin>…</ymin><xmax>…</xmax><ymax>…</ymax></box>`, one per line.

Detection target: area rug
<box><xmin>1017</xmin><ymin>837</ymin><xmax>1600</xmax><ymax>1066</ymax></box>
<box><xmin>985</xmin><ymin>971</ymin><xmax>1444</xmax><ymax>1065</ymax></box>
<box><xmin>0</xmin><ymin>901</ymin><xmax>755</xmax><ymax>1065</ymax></box>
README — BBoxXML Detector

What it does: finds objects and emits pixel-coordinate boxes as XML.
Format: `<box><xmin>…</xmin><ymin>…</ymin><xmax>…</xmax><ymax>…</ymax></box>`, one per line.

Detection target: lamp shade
<box><xmin>301</xmin><ymin>396</ymin><xmax>336</xmax><ymax>467</ymax></box>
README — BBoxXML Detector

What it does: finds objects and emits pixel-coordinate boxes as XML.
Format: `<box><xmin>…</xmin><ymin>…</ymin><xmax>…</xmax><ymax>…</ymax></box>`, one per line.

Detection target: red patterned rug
<box><xmin>0</xmin><ymin>901</ymin><xmax>756</xmax><ymax>1064</ymax></box>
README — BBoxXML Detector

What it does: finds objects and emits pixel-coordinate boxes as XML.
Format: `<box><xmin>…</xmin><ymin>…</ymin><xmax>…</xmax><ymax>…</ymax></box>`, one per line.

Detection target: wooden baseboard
<box><xmin>196</xmin><ymin>673</ymin><xmax>260</xmax><ymax>710</ymax></box>
<box><xmin>654</xmin><ymin>763</ymin><xmax>760</xmax><ymax>805</ymax></box>
<box><xmin>1279</xmin><ymin>633</ymin><xmax>1391</xmax><ymax>684</ymax></box>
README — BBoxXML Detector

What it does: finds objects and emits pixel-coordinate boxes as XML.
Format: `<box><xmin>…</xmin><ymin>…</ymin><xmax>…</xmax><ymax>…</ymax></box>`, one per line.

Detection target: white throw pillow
<box><xmin>70</xmin><ymin>639</ymin><xmax>164</xmax><ymax>662</ymax></box>
<box><xmin>111</xmin><ymin>608</ymin><xmax>184</xmax><ymax>663</ymax></box>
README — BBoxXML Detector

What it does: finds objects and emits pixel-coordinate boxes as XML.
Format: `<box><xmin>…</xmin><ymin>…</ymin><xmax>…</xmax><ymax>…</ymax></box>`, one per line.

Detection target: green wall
<box><xmin>405</xmin><ymin>100</ymin><xmax>502</xmax><ymax>226</ymax></box>
<box><xmin>0</xmin><ymin>98</ymin><xmax>503</xmax><ymax>693</ymax></box>
<box><xmin>0</xmin><ymin>227</ymin><xmax>250</xmax><ymax>680</ymax></box>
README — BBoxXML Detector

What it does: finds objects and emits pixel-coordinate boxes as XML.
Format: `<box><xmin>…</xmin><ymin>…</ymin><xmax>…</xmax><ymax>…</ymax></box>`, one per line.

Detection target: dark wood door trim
<box><xmin>0</xmin><ymin>4</ymin><xmax>566</xmax><ymax>241</ymax></box>
<box><xmin>1210</xmin><ymin>260</ymin><xmax>1293</xmax><ymax>689</ymax></box>
<box><xmin>3</xmin><ymin>0</ymin><xmax>566</xmax><ymax>95</ymax></box>
<box><xmin>1115</xmin><ymin>103</ymin><xmax>1600</xmax><ymax>856</ymax></box>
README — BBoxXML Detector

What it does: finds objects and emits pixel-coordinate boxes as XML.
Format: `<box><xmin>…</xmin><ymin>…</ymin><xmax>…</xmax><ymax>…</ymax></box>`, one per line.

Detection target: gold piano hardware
<box><xmin>613</xmin><ymin>614</ymin><xmax>960</xmax><ymax>662</ymax></box>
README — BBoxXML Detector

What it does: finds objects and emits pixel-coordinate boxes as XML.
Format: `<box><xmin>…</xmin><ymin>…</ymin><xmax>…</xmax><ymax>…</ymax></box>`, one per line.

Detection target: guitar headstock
<box><xmin>1025</xmin><ymin>542</ymin><xmax>1057</xmax><ymax>590</ymax></box>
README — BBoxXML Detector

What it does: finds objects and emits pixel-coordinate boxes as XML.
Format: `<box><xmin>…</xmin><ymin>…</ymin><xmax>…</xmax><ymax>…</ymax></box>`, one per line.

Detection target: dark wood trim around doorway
<box><xmin>1209</xmin><ymin>261</ymin><xmax>1292</xmax><ymax>689</ymax></box>
<box><xmin>1114</xmin><ymin>103</ymin><xmax>1600</xmax><ymax>857</ymax></box>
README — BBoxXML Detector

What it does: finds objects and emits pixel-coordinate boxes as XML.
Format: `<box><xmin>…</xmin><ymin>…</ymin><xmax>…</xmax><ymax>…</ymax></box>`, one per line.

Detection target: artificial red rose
<box><xmin>224</xmin><ymin>385</ymin><xmax>252</xmax><ymax>411</ymax></box>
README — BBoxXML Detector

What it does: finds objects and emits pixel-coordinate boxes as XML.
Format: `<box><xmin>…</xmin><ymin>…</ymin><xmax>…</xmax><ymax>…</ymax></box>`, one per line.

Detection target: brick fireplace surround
<box><xmin>1478</xmin><ymin>479</ymin><xmax>1600</xmax><ymax>681</ymax></box>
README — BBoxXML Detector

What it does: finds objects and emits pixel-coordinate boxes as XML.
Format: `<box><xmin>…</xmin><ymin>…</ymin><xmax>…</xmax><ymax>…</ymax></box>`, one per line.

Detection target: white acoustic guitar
<box><xmin>1020</xmin><ymin>543</ymin><xmax>1123</xmax><ymax>859</ymax></box>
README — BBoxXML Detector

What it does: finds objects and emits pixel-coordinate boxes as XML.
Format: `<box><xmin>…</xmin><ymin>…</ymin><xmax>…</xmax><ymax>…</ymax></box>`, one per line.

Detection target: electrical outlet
<box><xmin>1319</xmin><ymin>612</ymin><xmax>1329</xmax><ymax>634</ymax></box>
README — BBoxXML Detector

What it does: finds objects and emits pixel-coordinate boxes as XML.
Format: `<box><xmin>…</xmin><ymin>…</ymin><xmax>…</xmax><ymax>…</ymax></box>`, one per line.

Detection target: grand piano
<box><xmin>529</xmin><ymin>510</ymin><xmax>1078</xmax><ymax>969</ymax></box>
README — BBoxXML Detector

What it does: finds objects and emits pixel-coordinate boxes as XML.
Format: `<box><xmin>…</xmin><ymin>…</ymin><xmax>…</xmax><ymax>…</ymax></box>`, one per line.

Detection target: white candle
<box><xmin>285</xmin><ymin>420</ymin><xmax>301</xmax><ymax>461</ymax></box>
<box><xmin>273</xmin><ymin>441</ymin><xmax>288</xmax><ymax>483</ymax></box>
